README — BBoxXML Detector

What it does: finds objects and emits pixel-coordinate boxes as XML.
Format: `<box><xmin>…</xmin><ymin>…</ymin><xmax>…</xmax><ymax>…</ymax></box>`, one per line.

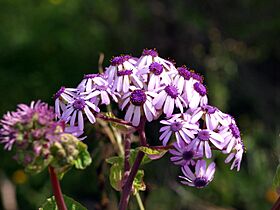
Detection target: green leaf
<box><xmin>39</xmin><ymin>194</ymin><xmax>87</xmax><ymax>210</ymax></box>
<box><xmin>138</xmin><ymin>146</ymin><xmax>168</xmax><ymax>160</ymax></box>
<box><xmin>74</xmin><ymin>142</ymin><xmax>92</xmax><ymax>170</ymax></box>
<box><xmin>132</xmin><ymin>170</ymin><xmax>146</xmax><ymax>195</ymax></box>
<box><xmin>106</xmin><ymin>156</ymin><xmax>123</xmax><ymax>165</ymax></box>
<box><xmin>273</xmin><ymin>164</ymin><xmax>280</xmax><ymax>190</ymax></box>
<box><xmin>109</xmin><ymin>160</ymin><xmax>123</xmax><ymax>191</ymax></box>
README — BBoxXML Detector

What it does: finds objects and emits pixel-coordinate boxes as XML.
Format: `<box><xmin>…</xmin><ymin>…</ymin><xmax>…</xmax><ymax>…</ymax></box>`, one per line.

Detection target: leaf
<box><xmin>39</xmin><ymin>194</ymin><xmax>87</xmax><ymax>210</ymax></box>
<box><xmin>74</xmin><ymin>142</ymin><xmax>92</xmax><ymax>170</ymax></box>
<box><xmin>106</xmin><ymin>156</ymin><xmax>123</xmax><ymax>165</ymax></box>
<box><xmin>138</xmin><ymin>146</ymin><xmax>168</xmax><ymax>160</ymax></box>
<box><xmin>273</xmin><ymin>164</ymin><xmax>280</xmax><ymax>190</ymax></box>
<box><xmin>132</xmin><ymin>170</ymin><xmax>146</xmax><ymax>195</ymax></box>
<box><xmin>109</xmin><ymin>160</ymin><xmax>123</xmax><ymax>191</ymax></box>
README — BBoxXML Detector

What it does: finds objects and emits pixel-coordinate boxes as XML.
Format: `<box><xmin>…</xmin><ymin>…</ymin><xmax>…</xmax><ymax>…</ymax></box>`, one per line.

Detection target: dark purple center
<box><xmin>54</xmin><ymin>87</ymin><xmax>65</xmax><ymax>99</ymax></box>
<box><xmin>182</xmin><ymin>151</ymin><xmax>194</xmax><ymax>161</ymax></box>
<box><xmin>178</xmin><ymin>67</ymin><xmax>191</xmax><ymax>80</ymax></box>
<box><xmin>149</xmin><ymin>62</ymin><xmax>163</xmax><ymax>75</ymax></box>
<box><xmin>170</xmin><ymin>122</ymin><xmax>183</xmax><ymax>132</ymax></box>
<box><xmin>194</xmin><ymin>82</ymin><xmax>207</xmax><ymax>96</ymax></box>
<box><xmin>83</xmin><ymin>74</ymin><xmax>99</xmax><ymax>79</ymax></box>
<box><xmin>73</xmin><ymin>99</ymin><xmax>86</xmax><ymax>110</ymax></box>
<box><xmin>191</xmin><ymin>72</ymin><xmax>204</xmax><ymax>83</ymax></box>
<box><xmin>165</xmin><ymin>85</ymin><xmax>179</xmax><ymax>99</ymax></box>
<box><xmin>142</xmin><ymin>49</ymin><xmax>158</xmax><ymax>57</ymax></box>
<box><xmin>111</xmin><ymin>55</ymin><xmax>131</xmax><ymax>66</ymax></box>
<box><xmin>229</xmin><ymin>123</ymin><xmax>240</xmax><ymax>138</ymax></box>
<box><xmin>194</xmin><ymin>177</ymin><xmax>208</xmax><ymax>188</ymax></box>
<box><xmin>198</xmin><ymin>130</ymin><xmax>210</xmax><ymax>141</ymax></box>
<box><xmin>130</xmin><ymin>90</ymin><xmax>147</xmax><ymax>106</ymax></box>
<box><xmin>203</xmin><ymin>105</ymin><xmax>216</xmax><ymax>114</ymax></box>
<box><xmin>117</xmin><ymin>70</ymin><xmax>133</xmax><ymax>76</ymax></box>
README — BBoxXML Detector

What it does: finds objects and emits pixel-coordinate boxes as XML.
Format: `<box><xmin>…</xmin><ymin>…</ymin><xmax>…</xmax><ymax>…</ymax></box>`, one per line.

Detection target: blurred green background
<box><xmin>0</xmin><ymin>0</ymin><xmax>279</xmax><ymax>210</ymax></box>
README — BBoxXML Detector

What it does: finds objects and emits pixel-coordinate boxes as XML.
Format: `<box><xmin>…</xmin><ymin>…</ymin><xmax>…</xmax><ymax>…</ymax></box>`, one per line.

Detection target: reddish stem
<box><xmin>271</xmin><ymin>196</ymin><xmax>280</xmax><ymax>210</ymax></box>
<box><xmin>48</xmin><ymin>166</ymin><xmax>67</xmax><ymax>210</ymax></box>
<box><xmin>118</xmin><ymin>117</ymin><xmax>147</xmax><ymax>210</ymax></box>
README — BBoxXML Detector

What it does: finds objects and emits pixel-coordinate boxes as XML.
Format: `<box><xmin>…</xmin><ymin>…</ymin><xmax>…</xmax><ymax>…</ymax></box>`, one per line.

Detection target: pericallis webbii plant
<box><xmin>0</xmin><ymin>49</ymin><xmax>244</xmax><ymax>210</ymax></box>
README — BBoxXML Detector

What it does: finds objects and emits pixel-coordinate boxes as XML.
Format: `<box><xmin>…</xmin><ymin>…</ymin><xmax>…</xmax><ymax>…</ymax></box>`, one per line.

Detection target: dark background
<box><xmin>0</xmin><ymin>0</ymin><xmax>279</xmax><ymax>209</ymax></box>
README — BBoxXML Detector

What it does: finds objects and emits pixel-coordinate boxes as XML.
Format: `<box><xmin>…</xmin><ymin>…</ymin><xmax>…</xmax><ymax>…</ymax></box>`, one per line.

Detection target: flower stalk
<box><xmin>48</xmin><ymin>166</ymin><xmax>67</xmax><ymax>210</ymax></box>
<box><xmin>118</xmin><ymin>117</ymin><xmax>147</xmax><ymax>210</ymax></box>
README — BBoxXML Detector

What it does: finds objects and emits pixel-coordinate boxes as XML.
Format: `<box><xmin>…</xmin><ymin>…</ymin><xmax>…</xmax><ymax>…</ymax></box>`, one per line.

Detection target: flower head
<box><xmin>180</xmin><ymin>160</ymin><xmax>215</xmax><ymax>188</ymax></box>
<box><xmin>120</xmin><ymin>88</ymin><xmax>156</xmax><ymax>126</ymax></box>
<box><xmin>169</xmin><ymin>141</ymin><xmax>202</xmax><ymax>166</ymax></box>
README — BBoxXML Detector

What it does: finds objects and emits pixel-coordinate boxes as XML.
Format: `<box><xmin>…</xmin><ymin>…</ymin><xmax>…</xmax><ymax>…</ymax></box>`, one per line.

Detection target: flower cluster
<box><xmin>0</xmin><ymin>101</ymin><xmax>91</xmax><ymax>174</ymax></box>
<box><xmin>53</xmin><ymin>49</ymin><xmax>244</xmax><ymax>188</ymax></box>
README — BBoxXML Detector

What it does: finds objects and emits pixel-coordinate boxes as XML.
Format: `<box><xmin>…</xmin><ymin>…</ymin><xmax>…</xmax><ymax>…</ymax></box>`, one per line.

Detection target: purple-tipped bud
<box><xmin>142</xmin><ymin>49</ymin><xmax>158</xmax><ymax>57</ymax></box>
<box><xmin>194</xmin><ymin>82</ymin><xmax>207</xmax><ymax>96</ymax></box>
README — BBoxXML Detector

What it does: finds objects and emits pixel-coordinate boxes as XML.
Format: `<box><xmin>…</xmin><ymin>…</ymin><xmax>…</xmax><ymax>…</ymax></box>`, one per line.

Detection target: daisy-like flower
<box><xmin>187</xmin><ymin>129</ymin><xmax>224</xmax><ymax>158</ymax></box>
<box><xmin>180</xmin><ymin>160</ymin><xmax>216</xmax><ymax>188</ymax></box>
<box><xmin>105</xmin><ymin>55</ymin><xmax>138</xmax><ymax>84</ymax></box>
<box><xmin>137</xmin><ymin>49</ymin><xmax>177</xmax><ymax>73</ymax></box>
<box><xmin>82</xmin><ymin>78</ymin><xmax>119</xmax><ymax>105</ymax></box>
<box><xmin>120</xmin><ymin>88</ymin><xmax>156</xmax><ymax>126</ymax></box>
<box><xmin>137</xmin><ymin>61</ymin><xmax>172</xmax><ymax>91</ymax></box>
<box><xmin>218</xmin><ymin>117</ymin><xmax>242</xmax><ymax>153</ymax></box>
<box><xmin>54</xmin><ymin>86</ymin><xmax>77</xmax><ymax>118</ymax></box>
<box><xmin>186</xmin><ymin>82</ymin><xmax>208</xmax><ymax>109</ymax></box>
<box><xmin>169</xmin><ymin>141</ymin><xmax>202</xmax><ymax>166</ymax></box>
<box><xmin>153</xmin><ymin>84</ymin><xmax>187</xmax><ymax>117</ymax></box>
<box><xmin>61</xmin><ymin>96</ymin><xmax>100</xmax><ymax>130</ymax></box>
<box><xmin>190</xmin><ymin>105</ymin><xmax>230</xmax><ymax>130</ymax></box>
<box><xmin>172</xmin><ymin>66</ymin><xmax>192</xmax><ymax>95</ymax></box>
<box><xmin>159</xmin><ymin>114</ymin><xmax>199</xmax><ymax>146</ymax></box>
<box><xmin>77</xmin><ymin>74</ymin><xmax>108</xmax><ymax>93</ymax></box>
<box><xmin>112</xmin><ymin>69</ymin><xmax>143</xmax><ymax>94</ymax></box>
<box><xmin>225</xmin><ymin>142</ymin><xmax>244</xmax><ymax>171</ymax></box>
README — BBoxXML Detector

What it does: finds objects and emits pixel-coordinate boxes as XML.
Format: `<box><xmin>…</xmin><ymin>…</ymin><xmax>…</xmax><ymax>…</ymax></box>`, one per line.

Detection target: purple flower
<box><xmin>77</xmin><ymin>74</ymin><xmax>108</xmax><ymax>93</ymax></box>
<box><xmin>137</xmin><ymin>49</ymin><xmax>177</xmax><ymax>73</ymax></box>
<box><xmin>224</xmin><ymin>142</ymin><xmax>244</xmax><ymax>171</ymax></box>
<box><xmin>191</xmin><ymin>105</ymin><xmax>230</xmax><ymax>130</ymax></box>
<box><xmin>169</xmin><ymin>141</ymin><xmax>202</xmax><ymax>166</ymax></box>
<box><xmin>159</xmin><ymin>114</ymin><xmax>199</xmax><ymax>146</ymax></box>
<box><xmin>153</xmin><ymin>85</ymin><xmax>187</xmax><ymax>117</ymax></box>
<box><xmin>112</xmin><ymin>69</ymin><xmax>143</xmax><ymax>93</ymax></box>
<box><xmin>61</xmin><ymin>96</ymin><xmax>100</xmax><ymax>130</ymax></box>
<box><xmin>54</xmin><ymin>86</ymin><xmax>78</xmax><ymax>118</ymax></box>
<box><xmin>218</xmin><ymin>117</ymin><xmax>242</xmax><ymax>153</ymax></box>
<box><xmin>0</xmin><ymin>101</ymin><xmax>55</xmax><ymax>150</ymax></box>
<box><xmin>172</xmin><ymin>66</ymin><xmax>192</xmax><ymax>95</ymax></box>
<box><xmin>180</xmin><ymin>160</ymin><xmax>215</xmax><ymax>188</ymax></box>
<box><xmin>186</xmin><ymin>82</ymin><xmax>208</xmax><ymax>109</ymax></box>
<box><xmin>120</xmin><ymin>88</ymin><xmax>156</xmax><ymax>126</ymax></box>
<box><xmin>105</xmin><ymin>55</ymin><xmax>138</xmax><ymax>84</ymax></box>
<box><xmin>81</xmin><ymin>77</ymin><xmax>119</xmax><ymax>105</ymax></box>
<box><xmin>137</xmin><ymin>62</ymin><xmax>172</xmax><ymax>91</ymax></box>
<box><xmin>187</xmin><ymin>129</ymin><xmax>224</xmax><ymax>158</ymax></box>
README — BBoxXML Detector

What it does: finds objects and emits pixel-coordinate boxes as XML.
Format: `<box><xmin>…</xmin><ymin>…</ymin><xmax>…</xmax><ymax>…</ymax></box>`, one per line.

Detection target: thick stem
<box><xmin>271</xmin><ymin>196</ymin><xmax>280</xmax><ymax>210</ymax></box>
<box><xmin>48</xmin><ymin>167</ymin><xmax>67</xmax><ymax>210</ymax></box>
<box><xmin>118</xmin><ymin>117</ymin><xmax>147</xmax><ymax>210</ymax></box>
<box><xmin>118</xmin><ymin>152</ymin><xmax>145</xmax><ymax>210</ymax></box>
<box><xmin>124</xmin><ymin>134</ymin><xmax>131</xmax><ymax>173</ymax></box>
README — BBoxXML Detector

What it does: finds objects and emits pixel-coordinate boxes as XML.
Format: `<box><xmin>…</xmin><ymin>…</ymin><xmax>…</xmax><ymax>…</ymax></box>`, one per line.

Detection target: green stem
<box><xmin>135</xmin><ymin>193</ymin><xmax>145</xmax><ymax>210</ymax></box>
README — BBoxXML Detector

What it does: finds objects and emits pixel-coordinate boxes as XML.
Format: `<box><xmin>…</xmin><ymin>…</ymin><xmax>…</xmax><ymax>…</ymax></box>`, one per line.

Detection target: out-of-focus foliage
<box><xmin>0</xmin><ymin>0</ymin><xmax>279</xmax><ymax>210</ymax></box>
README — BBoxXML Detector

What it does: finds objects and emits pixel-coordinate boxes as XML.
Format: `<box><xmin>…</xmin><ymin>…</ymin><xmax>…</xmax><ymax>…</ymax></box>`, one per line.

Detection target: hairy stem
<box><xmin>48</xmin><ymin>166</ymin><xmax>67</xmax><ymax>210</ymax></box>
<box><xmin>118</xmin><ymin>117</ymin><xmax>147</xmax><ymax>210</ymax></box>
